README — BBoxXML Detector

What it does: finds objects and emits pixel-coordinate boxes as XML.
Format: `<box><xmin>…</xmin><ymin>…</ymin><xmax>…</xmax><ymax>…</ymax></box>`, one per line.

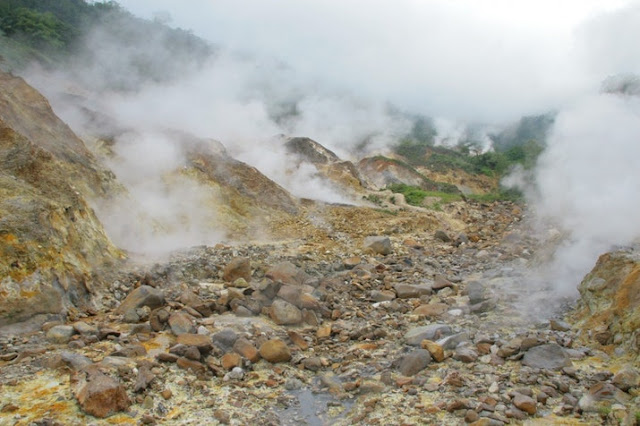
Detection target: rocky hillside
<box><xmin>0</xmin><ymin>71</ymin><xmax>122</xmax><ymax>328</ymax></box>
<box><xmin>1</xmin><ymin>71</ymin><xmax>640</xmax><ymax>425</ymax></box>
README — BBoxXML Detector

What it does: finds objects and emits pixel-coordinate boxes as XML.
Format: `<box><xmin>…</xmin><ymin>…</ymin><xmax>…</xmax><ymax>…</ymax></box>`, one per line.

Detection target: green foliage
<box><xmin>363</xmin><ymin>194</ymin><xmax>384</xmax><ymax>206</ymax></box>
<box><xmin>468</xmin><ymin>187</ymin><xmax>523</xmax><ymax>203</ymax></box>
<box><xmin>491</xmin><ymin>113</ymin><xmax>555</xmax><ymax>150</ymax></box>
<box><xmin>386</xmin><ymin>183</ymin><xmax>463</xmax><ymax>207</ymax></box>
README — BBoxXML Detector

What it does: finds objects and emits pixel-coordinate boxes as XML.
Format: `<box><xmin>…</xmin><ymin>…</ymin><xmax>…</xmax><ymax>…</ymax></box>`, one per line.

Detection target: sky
<box><xmin>117</xmin><ymin>0</ymin><xmax>639</xmax><ymax>122</ymax></box>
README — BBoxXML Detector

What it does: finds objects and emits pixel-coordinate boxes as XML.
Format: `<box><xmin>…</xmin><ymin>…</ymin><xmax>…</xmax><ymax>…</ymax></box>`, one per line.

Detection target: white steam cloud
<box><xmin>24</xmin><ymin>0</ymin><xmax>640</xmax><ymax>278</ymax></box>
<box><xmin>518</xmin><ymin>92</ymin><xmax>640</xmax><ymax>295</ymax></box>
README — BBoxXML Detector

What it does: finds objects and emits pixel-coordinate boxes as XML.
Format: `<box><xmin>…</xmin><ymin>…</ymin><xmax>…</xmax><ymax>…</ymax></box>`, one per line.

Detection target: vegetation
<box><xmin>386</xmin><ymin>183</ymin><xmax>463</xmax><ymax>207</ymax></box>
<box><xmin>0</xmin><ymin>0</ymin><xmax>119</xmax><ymax>54</ymax></box>
<box><xmin>0</xmin><ymin>0</ymin><xmax>212</xmax><ymax>81</ymax></box>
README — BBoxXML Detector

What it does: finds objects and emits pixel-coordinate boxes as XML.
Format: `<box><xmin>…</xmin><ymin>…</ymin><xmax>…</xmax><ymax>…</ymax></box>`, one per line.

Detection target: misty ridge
<box><xmin>3</xmin><ymin>0</ymin><xmax>640</xmax><ymax>296</ymax></box>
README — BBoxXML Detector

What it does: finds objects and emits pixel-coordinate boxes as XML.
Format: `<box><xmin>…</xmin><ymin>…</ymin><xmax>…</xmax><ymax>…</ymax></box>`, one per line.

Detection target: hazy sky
<box><xmin>117</xmin><ymin>0</ymin><xmax>639</xmax><ymax>122</ymax></box>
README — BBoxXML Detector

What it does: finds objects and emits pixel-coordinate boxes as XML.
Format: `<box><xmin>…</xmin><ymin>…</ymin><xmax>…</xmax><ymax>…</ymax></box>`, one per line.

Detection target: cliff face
<box><xmin>0</xmin><ymin>71</ymin><xmax>122</xmax><ymax>327</ymax></box>
<box><xmin>571</xmin><ymin>246</ymin><xmax>640</xmax><ymax>359</ymax></box>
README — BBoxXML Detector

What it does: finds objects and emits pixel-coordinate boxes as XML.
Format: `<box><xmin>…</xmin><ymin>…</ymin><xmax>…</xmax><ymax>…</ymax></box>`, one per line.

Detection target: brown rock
<box><xmin>233</xmin><ymin>338</ymin><xmax>260</xmax><ymax>363</ymax></box>
<box><xmin>176</xmin><ymin>357</ymin><xmax>206</xmax><ymax>374</ymax></box>
<box><xmin>433</xmin><ymin>274</ymin><xmax>454</xmax><ymax>290</ymax></box>
<box><xmin>266</xmin><ymin>261</ymin><xmax>309</xmax><ymax>286</ymax></box>
<box><xmin>259</xmin><ymin>339</ymin><xmax>291</xmax><ymax>363</ymax></box>
<box><xmin>287</xmin><ymin>331</ymin><xmax>309</xmax><ymax>350</ymax></box>
<box><xmin>73</xmin><ymin>371</ymin><xmax>131</xmax><ymax>418</ymax></box>
<box><xmin>421</xmin><ymin>339</ymin><xmax>445</xmax><ymax>362</ymax></box>
<box><xmin>317</xmin><ymin>324</ymin><xmax>332</xmax><ymax>339</ymax></box>
<box><xmin>343</xmin><ymin>257</ymin><xmax>362</xmax><ymax>269</ymax></box>
<box><xmin>222</xmin><ymin>257</ymin><xmax>251</xmax><ymax>282</ymax></box>
<box><xmin>160</xmin><ymin>389</ymin><xmax>172</xmax><ymax>400</ymax></box>
<box><xmin>413</xmin><ymin>303</ymin><xmax>448</xmax><ymax>318</ymax></box>
<box><xmin>221</xmin><ymin>353</ymin><xmax>242</xmax><ymax>370</ymax></box>
<box><xmin>176</xmin><ymin>334</ymin><xmax>213</xmax><ymax>354</ymax></box>
<box><xmin>168</xmin><ymin>311</ymin><xmax>195</xmax><ymax>336</ymax></box>
<box><xmin>513</xmin><ymin>394</ymin><xmax>537</xmax><ymax>415</ymax></box>
<box><xmin>269</xmin><ymin>298</ymin><xmax>303</xmax><ymax>325</ymax></box>
<box><xmin>116</xmin><ymin>285</ymin><xmax>164</xmax><ymax>314</ymax></box>
<box><xmin>133</xmin><ymin>365</ymin><xmax>155</xmax><ymax>393</ymax></box>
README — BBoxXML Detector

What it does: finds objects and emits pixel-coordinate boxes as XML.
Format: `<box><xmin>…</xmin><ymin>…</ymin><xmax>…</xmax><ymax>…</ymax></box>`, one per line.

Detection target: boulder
<box><xmin>396</xmin><ymin>349</ymin><xmax>432</xmax><ymax>376</ymax></box>
<box><xmin>363</xmin><ymin>236</ymin><xmax>392</xmax><ymax>255</ymax></box>
<box><xmin>269</xmin><ymin>298</ymin><xmax>303</xmax><ymax>325</ymax></box>
<box><xmin>521</xmin><ymin>343</ymin><xmax>571</xmax><ymax>370</ymax></box>
<box><xmin>116</xmin><ymin>285</ymin><xmax>164</xmax><ymax>315</ymax></box>
<box><xmin>222</xmin><ymin>257</ymin><xmax>251</xmax><ymax>282</ymax></box>
<box><xmin>73</xmin><ymin>371</ymin><xmax>130</xmax><ymax>418</ymax></box>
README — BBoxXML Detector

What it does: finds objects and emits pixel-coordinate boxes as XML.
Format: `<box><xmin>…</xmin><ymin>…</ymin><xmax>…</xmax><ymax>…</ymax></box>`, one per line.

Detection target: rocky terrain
<box><xmin>1</xmin><ymin>70</ymin><xmax>640</xmax><ymax>426</ymax></box>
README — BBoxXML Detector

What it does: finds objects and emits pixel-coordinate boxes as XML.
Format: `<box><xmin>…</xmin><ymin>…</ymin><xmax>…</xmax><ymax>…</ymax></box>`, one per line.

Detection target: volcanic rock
<box><xmin>363</xmin><ymin>236</ymin><xmax>392</xmax><ymax>255</ymax></box>
<box><xmin>222</xmin><ymin>257</ymin><xmax>251</xmax><ymax>282</ymax></box>
<box><xmin>521</xmin><ymin>343</ymin><xmax>571</xmax><ymax>370</ymax></box>
<box><xmin>396</xmin><ymin>349</ymin><xmax>432</xmax><ymax>376</ymax></box>
<box><xmin>116</xmin><ymin>285</ymin><xmax>165</xmax><ymax>314</ymax></box>
<box><xmin>259</xmin><ymin>339</ymin><xmax>291</xmax><ymax>363</ymax></box>
<box><xmin>73</xmin><ymin>371</ymin><xmax>131</xmax><ymax>418</ymax></box>
<box><xmin>269</xmin><ymin>298</ymin><xmax>303</xmax><ymax>325</ymax></box>
<box><xmin>404</xmin><ymin>324</ymin><xmax>453</xmax><ymax>346</ymax></box>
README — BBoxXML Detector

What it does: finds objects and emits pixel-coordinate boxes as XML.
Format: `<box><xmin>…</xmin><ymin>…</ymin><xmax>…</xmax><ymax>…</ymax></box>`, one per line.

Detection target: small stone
<box><xmin>269</xmin><ymin>299</ymin><xmax>303</xmax><ymax>325</ymax></box>
<box><xmin>212</xmin><ymin>328</ymin><xmax>238</xmax><ymax>352</ymax></box>
<box><xmin>421</xmin><ymin>340</ymin><xmax>445</xmax><ymax>362</ymax></box>
<box><xmin>221</xmin><ymin>353</ymin><xmax>242</xmax><ymax>370</ymax></box>
<box><xmin>73</xmin><ymin>321</ymin><xmax>98</xmax><ymax>336</ymax></box>
<box><xmin>394</xmin><ymin>283</ymin><xmax>432</xmax><ymax>299</ymax></box>
<box><xmin>513</xmin><ymin>394</ymin><xmax>537</xmax><ymax>415</ymax></box>
<box><xmin>160</xmin><ymin>389</ymin><xmax>172</xmax><ymax>400</ymax></box>
<box><xmin>433</xmin><ymin>275</ymin><xmax>453</xmax><ymax>290</ymax></box>
<box><xmin>259</xmin><ymin>339</ymin><xmax>291</xmax><ymax>363</ymax></box>
<box><xmin>454</xmin><ymin>346</ymin><xmax>478</xmax><ymax>363</ymax></box>
<box><xmin>73</xmin><ymin>372</ymin><xmax>131</xmax><ymax>418</ymax></box>
<box><xmin>116</xmin><ymin>285</ymin><xmax>164</xmax><ymax>314</ymax></box>
<box><xmin>233</xmin><ymin>338</ymin><xmax>260</xmax><ymax>363</ymax></box>
<box><xmin>287</xmin><ymin>331</ymin><xmax>309</xmax><ymax>350</ymax></box>
<box><xmin>413</xmin><ymin>303</ymin><xmax>448</xmax><ymax>318</ymax></box>
<box><xmin>550</xmin><ymin>319</ymin><xmax>571</xmax><ymax>332</ymax></box>
<box><xmin>317</xmin><ymin>324</ymin><xmax>332</xmax><ymax>339</ymax></box>
<box><xmin>176</xmin><ymin>357</ymin><xmax>206</xmax><ymax>374</ymax></box>
<box><xmin>157</xmin><ymin>353</ymin><xmax>179</xmax><ymax>363</ymax></box>
<box><xmin>134</xmin><ymin>365</ymin><xmax>156</xmax><ymax>392</ymax></box>
<box><xmin>370</xmin><ymin>290</ymin><xmax>396</xmax><ymax>302</ymax></box>
<box><xmin>465</xmin><ymin>410</ymin><xmax>479</xmax><ymax>423</ymax></box>
<box><xmin>522</xmin><ymin>343</ymin><xmax>571</xmax><ymax>370</ymax></box>
<box><xmin>302</xmin><ymin>357</ymin><xmax>323</xmax><ymax>371</ymax></box>
<box><xmin>363</xmin><ymin>236</ymin><xmax>392</xmax><ymax>255</ymax></box>
<box><xmin>224</xmin><ymin>367</ymin><xmax>245</xmax><ymax>381</ymax></box>
<box><xmin>343</xmin><ymin>257</ymin><xmax>361</xmax><ymax>269</ymax></box>
<box><xmin>176</xmin><ymin>334</ymin><xmax>213</xmax><ymax>355</ymax></box>
<box><xmin>222</xmin><ymin>257</ymin><xmax>251</xmax><ymax>282</ymax></box>
<box><xmin>168</xmin><ymin>311</ymin><xmax>195</xmax><ymax>336</ymax></box>
<box><xmin>184</xmin><ymin>346</ymin><xmax>202</xmax><ymax>360</ymax></box>
<box><xmin>46</xmin><ymin>325</ymin><xmax>76</xmax><ymax>344</ymax></box>
<box><xmin>396</xmin><ymin>349</ymin><xmax>432</xmax><ymax>376</ymax></box>
<box><xmin>434</xmin><ymin>230</ymin><xmax>451</xmax><ymax>242</ymax></box>
<box><xmin>404</xmin><ymin>324</ymin><xmax>452</xmax><ymax>346</ymax></box>
<box><xmin>612</xmin><ymin>367</ymin><xmax>640</xmax><ymax>391</ymax></box>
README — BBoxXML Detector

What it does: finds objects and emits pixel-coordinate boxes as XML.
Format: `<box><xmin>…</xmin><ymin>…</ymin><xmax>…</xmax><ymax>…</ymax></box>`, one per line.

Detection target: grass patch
<box><xmin>467</xmin><ymin>187</ymin><xmax>523</xmax><ymax>203</ymax></box>
<box><xmin>387</xmin><ymin>183</ymin><xmax>463</xmax><ymax>207</ymax></box>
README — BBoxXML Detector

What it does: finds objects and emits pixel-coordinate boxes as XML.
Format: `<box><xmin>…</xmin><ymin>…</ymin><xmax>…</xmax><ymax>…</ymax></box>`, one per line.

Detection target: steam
<box><xmin>514</xmin><ymin>92</ymin><xmax>640</xmax><ymax>296</ymax></box>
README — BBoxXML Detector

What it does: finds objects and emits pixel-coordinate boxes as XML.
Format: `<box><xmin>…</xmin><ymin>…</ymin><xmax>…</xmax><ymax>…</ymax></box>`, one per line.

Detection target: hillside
<box><xmin>0</xmin><ymin>2</ymin><xmax>639</xmax><ymax>425</ymax></box>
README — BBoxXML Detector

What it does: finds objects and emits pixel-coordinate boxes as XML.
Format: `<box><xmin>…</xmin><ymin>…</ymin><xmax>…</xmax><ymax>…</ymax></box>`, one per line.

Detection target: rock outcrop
<box><xmin>571</xmin><ymin>246</ymin><xmax>640</xmax><ymax>358</ymax></box>
<box><xmin>0</xmin><ymin>71</ymin><xmax>122</xmax><ymax>327</ymax></box>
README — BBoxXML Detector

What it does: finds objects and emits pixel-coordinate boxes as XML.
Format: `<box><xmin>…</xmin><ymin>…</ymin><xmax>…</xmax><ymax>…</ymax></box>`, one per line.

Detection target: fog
<box><xmin>25</xmin><ymin>1</ymin><xmax>640</xmax><ymax>282</ymax></box>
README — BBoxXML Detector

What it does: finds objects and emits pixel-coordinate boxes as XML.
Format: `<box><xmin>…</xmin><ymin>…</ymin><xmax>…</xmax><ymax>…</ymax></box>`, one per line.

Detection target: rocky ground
<box><xmin>1</xmin><ymin>199</ymin><xmax>639</xmax><ymax>426</ymax></box>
